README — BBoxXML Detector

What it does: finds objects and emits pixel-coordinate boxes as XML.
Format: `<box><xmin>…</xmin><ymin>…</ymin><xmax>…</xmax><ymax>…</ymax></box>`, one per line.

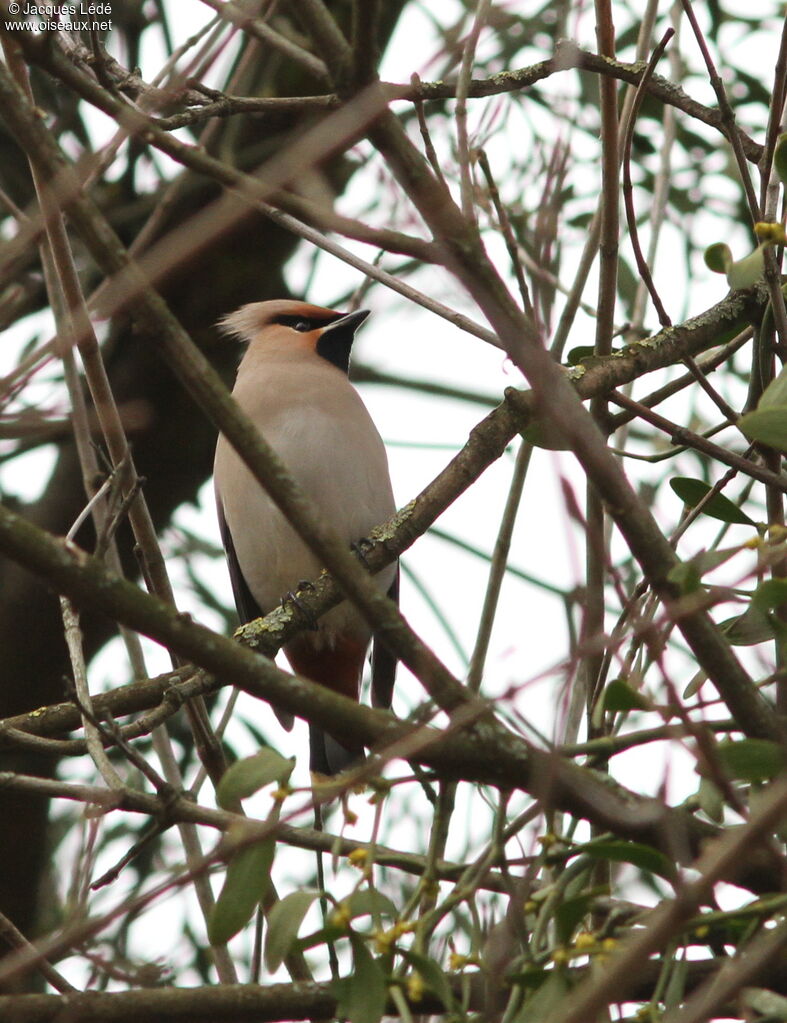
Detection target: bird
<box><xmin>213</xmin><ymin>299</ymin><xmax>398</xmax><ymax>776</ymax></box>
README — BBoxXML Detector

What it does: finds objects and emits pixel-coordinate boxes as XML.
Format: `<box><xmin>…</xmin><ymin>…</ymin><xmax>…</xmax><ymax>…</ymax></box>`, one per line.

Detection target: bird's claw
<box><xmin>283</xmin><ymin>586</ymin><xmax>319</xmax><ymax>630</ymax></box>
<box><xmin>351</xmin><ymin>537</ymin><xmax>375</xmax><ymax>569</ymax></box>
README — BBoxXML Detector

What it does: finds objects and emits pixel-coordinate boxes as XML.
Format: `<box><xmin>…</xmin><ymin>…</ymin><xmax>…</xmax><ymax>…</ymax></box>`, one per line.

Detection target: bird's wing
<box><xmin>371</xmin><ymin>564</ymin><xmax>399</xmax><ymax>710</ymax></box>
<box><xmin>217</xmin><ymin>502</ymin><xmax>265</xmax><ymax>625</ymax></box>
<box><xmin>217</xmin><ymin>502</ymin><xmax>294</xmax><ymax>731</ymax></box>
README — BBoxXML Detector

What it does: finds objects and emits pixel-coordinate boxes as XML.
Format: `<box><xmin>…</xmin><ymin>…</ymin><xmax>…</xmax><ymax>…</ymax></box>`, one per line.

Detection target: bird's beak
<box><xmin>320</xmin><ymin>309</ymin><xmax>370</xmax><ymax>337</ymax></box>
<box><xmin>314</xmin><ymin>310</ymin><xmax>371</xmax><ymax>372</ymax></box>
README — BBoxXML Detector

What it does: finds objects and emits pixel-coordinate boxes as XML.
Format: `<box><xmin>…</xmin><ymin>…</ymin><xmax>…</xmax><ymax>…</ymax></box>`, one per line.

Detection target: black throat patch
<box><xmin>315</xmin><ymin>321</ymin><xmax>357</xmax><ymax>374</ymax></box>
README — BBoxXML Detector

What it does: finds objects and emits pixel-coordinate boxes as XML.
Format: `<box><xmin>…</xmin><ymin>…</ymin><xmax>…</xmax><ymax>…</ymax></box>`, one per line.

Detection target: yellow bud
<box><xmin>329</xmin><ymin>904</ymin><xmax>351</xmax><ymax>930</ymax></box>
<box><xmin>538</xmin><ymin>833</ymin><xmax>557</xmax><ymax>849</ymax></box>
<box><xmin>694</xmin><ymin>924</ymin><xmax>709</xmax><ymax>938</ymax></box>
<box><xmin>343</xmin><ymin>807</ymin><xmax>359</xmax><ymax>826</ymax></box>
<box><xmin>374</xmin><ymin>928</ymin><xmax>395</xmax><ymax>953</ymax></box>
<box><xmin>551</xmin><ymin>948</ymin><xmax>569</xmax><ymax>965</ymax></box>
<box><xmin>601</xmin><ymin>937</ymin><xmax>617</xmax><ymax>952</ymax></box>
<box><xmin>449</xmin><ymin>952</ymin><xmax>468</xmax><ymax>971</ymax></box>
<box><xmin>367</xmin><ymin>779</ymin><xmax>392</xmax><ymax>803</ymax></box>
<box><xmin>574</xmin><ymin>932</ymin><xmax>596</xmax><ymax>950</ymax></box>
<box><xmin>754</xmin><ymin>221</ymin><xmax>787</xmax><ymax>245</ymax></box>
<box><xmin>348</xmin><ymin>848</ymin><xmax>369</xmax><ymax>867</ymax></box>
<box><xmin>407</xmin><ymin>972</ymin><xmax>424</xmax><ymax>1002</ymax></box>
<box><xmin>271</xmin><ymin>786</ymin><xmax>291</xmax><ymax>803</ymax></box>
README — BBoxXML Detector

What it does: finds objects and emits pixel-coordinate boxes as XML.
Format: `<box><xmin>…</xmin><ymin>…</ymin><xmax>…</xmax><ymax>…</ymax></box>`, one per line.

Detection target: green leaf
<box><xmin>521</xmin><ymin>418</ymin><xmax>571</xmax><ymax>451</ymax></box>
<box><xmin>602</xmin><ymin>678</ymin><xmax>649</xmax><ymax>712</ymax></box>
<box><xmin>741</xmin><ymin>359</ymin><xmax>787</xmax><ymax>456</ymax></box>
<box><xmin>264</xmin><ymin>890</ymin><xmax>319</xmax><ymax>973</ymax></box>
<box><xmin>566</xmin><ymin>345</ymin><xmax>597</xmax><ymax>366</ymax></box>
<box><xmin>750</xmin><ymin>786</ymin><xmax>787</xmax><ymax>841</ymax></box>
<box><xmin>554</xmin><ymin>891</ymin><xmax>597</xmax><ymax>945</ymax></box>
<box><xmin>664</xmin><ymin>956</ymin><xmax>689</xmax><ymax>1011</ymax></box>
<box><xmin>739</xmin><ymin>407</ymin><xmax>787</xmax><ymax>452</ymax></box>
<box><xmin>207</xmin><ymin>831</ymin><xmax>276</xmax><ymax>945</ymax></box>
<box><xmin>216</xmin><ymin>749</ymin><xmax>295</xmax><ymax>810</ymax></box>
<box><xmin>400</xmin><ymin>949</ymin><xmax>456</xmax><ymax>1011</ymax></box>
<box><xmin>667</xmin><ymin>561</ymin><xmax>703</xmax><ymax>594</ymax></box>
<box><xmin>704</xmin><ymin>242</ymin><xmax>732</xmax><ymax>274</ymax></box>
<box><xmin>683</xmin><ymin>669</ymin><xmax>707</xmax><ymax>699</ymax></box>
<box><xmin>333</xmin><ymin>937</ymin><xmax>387</xmax><ymax>1023</ymax></box>
<box><xmin>742</xmin><ymin>987</ymin><xmax>787</xmax><ymax>1020</ymax></box>
<box><xmin>671</xmin><ymin>546</ymin><xmax>751</xmax><ymax>600</ymax></box>
<box><xmin>715</xmin><ymin>739</ymin><xmax>785</xmax><ymax>783</ymax></box>
<box><xmin>757</xmin><ymin>363</ymin><xmax>787</xmax><ymax>409</ymax></box>
<box><xmin>506</xmin><ymin>964</ymin><xmax>552</xmax><ymax>989</ymax></box>
<box><xmin>669</xmin><ymin>477</ymin><xmax>755</xmax><ymax>525</ymax></box>
<box><xmin>775</xmin><ymin>131</ymin><xmax>787</xmax><ymax>186</ymax></box>
<box><xmin>752</xmin><ymin>578</ymin><xmax>787</xmax><ymax>612</ymax></box>
<box><xmin>513</xmin><ymin>969</ymin><xmax>570</xmax><ymax>1022</ymax></box>
<box><xmin>344</xmin><ymin>889</ymin><xmax>398</xmax><ymax>923</ymax></box>
<box><xmin>727</xmin><ymin>245</ymin><xmax>765</xmax><ymax>289</ymax></box>
<box><xmin>577</xmin><ymin>839</ymin><xmax>676</xmax><ymax>880</ymax></box>
<box><xmin>691</xmin><ymin>546</ymin><xmax>750</xmax><ymax>574</ymax></box>
<box><xmin>697</xmin><ymin>777</ymin><xmax>724</xmax><ymax>822</ymax></box>
<box><xmin>720</xmin><ymin>604</ymin><xmax>775</xmax><ymax>646</ymax></box>
<box><xmin>294</xmin><ymin>920</ymin><xmax>347</xmax><ymax>953</ymax></box>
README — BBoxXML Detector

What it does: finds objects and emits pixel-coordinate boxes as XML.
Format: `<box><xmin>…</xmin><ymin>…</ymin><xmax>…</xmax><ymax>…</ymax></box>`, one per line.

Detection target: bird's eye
<box><xmin>293</xmin><ymin>320</ymin><xmax>311</xmax><ymax>332</ymax></box>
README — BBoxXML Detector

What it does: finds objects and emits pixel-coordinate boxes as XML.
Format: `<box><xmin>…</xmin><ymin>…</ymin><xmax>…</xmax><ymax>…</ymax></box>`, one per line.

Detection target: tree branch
<box><xmin>1</xmin><ymin>499</ymin><xmax>784</xmax><ymax>894</ymax></box>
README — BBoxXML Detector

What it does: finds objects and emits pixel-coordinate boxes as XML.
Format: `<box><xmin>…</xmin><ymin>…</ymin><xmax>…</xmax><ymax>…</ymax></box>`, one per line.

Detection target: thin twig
<box><xmin>477</xmin><ymin>149</ymin><xmax>535</xmax><ymax>319</ymax></box>
<box><xmin>455</xmin><ymin>0</ymin><xmax>491</xmax><ymax>224</ymax></box>
<box><xmin>621</xmin><ymin>28</ymin><xmax>675</xmax><ymax>328</ymax></box>
<box><xmin>0</xmin><ymin>909</ymin><xmax>77</xmax><ymax>993</ymax></box>
<box><xmin>61</xmin><ymin>596</ymin><xmax>125</xmax><ymax>790</ymax></box>
<box><xmin>606</xmin><ymin>327</ymin><xmax>753</xmax><ymax>430</ymax></box>
<box><xmin>680</xmin><ymin>354</ymin><xmax>738</xmax><ymax>423</ymax></box>
<box><xmin>552</xmin><ymin>776</ymin><xmax>787</xmax><ymax>1023</ymax></box>
<box><xmin>607</xmin><ymin>390</ymin><xmax>787</xmax><ymax>492</ymax></box>
<box><xmin>467</xmin><ymin>441</ymin><xmax>532</xmax><ymax>693</ymax></box>
<box><xmin>410</xmin><ymin>72</ymin><xmax>450</xmax><ymax>189</ymax></box>
<box><xmin>757</xmin><ymin>12</ymin><xmax>787</xmax><ymax>212</ymax></box>
<box><xmin>196</xmin><ymin>0</ymin><xmax>330</xmax><ymax>82</ymax></box>
<box><xmin>680</xmin><ymin>0</ymin><xmax>761</xmax><ymax>222</ymax></box>
<box><xmin>593</xmin><ymin>0</ymin><xmax>620</xmax><ymax>354</ymax></box>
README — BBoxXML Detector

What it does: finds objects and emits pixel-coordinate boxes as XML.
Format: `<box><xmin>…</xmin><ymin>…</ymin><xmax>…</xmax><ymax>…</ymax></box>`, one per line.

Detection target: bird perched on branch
<box><xmin>214</xmin><ymin>300</ymin><xmax>398</xmax><ymax>776</ymax></box>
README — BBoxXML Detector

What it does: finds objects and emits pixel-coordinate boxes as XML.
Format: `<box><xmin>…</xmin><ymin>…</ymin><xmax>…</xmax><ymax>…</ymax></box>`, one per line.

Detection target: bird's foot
<box><xmin>351</xmin><ymin>537</ymin><xmax>375</xmax><ymax>569</ymax></box>
<box><xmin>283</xmin><ymin>582</ymin><xmax>318</xmax><ymax>631</ymax></box>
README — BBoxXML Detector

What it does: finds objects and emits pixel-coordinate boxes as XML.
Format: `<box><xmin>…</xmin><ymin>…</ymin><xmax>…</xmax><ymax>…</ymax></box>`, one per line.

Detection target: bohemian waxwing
<box><xmin>214</xmin><ymin>300</ymin><xmax>398</xmax><ymax>775</ymax></box>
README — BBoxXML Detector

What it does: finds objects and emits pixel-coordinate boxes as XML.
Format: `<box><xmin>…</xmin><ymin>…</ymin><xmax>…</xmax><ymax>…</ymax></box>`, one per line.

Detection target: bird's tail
<box><xmin>309</xmin><ymin>726</ymin><xmax>362</xmax><ymax>776</ymax></box>
<box><xmin>287</xmin><ymin>636</ymin><xmax>367</xmax><ymax>776</ymax></box>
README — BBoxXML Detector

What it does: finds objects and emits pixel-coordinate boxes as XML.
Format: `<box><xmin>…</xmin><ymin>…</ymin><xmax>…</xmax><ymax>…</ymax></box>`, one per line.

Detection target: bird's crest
<box><xmin>219</xmin><ymin>300</ymin><xmax>341</xmax><ymax>342</ymax></box>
